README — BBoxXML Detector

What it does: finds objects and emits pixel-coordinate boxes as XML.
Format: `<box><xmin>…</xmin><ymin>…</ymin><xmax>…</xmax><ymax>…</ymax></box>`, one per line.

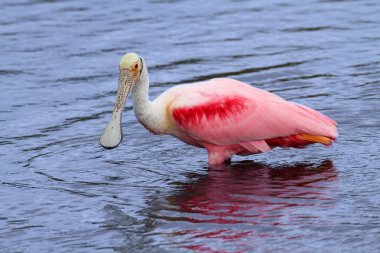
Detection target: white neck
<box><xmin>132</xmin><ymin>60</ymin><xmax>166</xmax><ymax>134</ymax></box>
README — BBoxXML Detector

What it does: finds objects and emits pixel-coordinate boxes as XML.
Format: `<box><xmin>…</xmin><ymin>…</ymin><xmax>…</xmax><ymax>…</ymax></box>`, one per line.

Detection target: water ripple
<box><xmin>1</xmin><ymin>0</ymin><xmax>380</xmax><ymax>252</ymax></box>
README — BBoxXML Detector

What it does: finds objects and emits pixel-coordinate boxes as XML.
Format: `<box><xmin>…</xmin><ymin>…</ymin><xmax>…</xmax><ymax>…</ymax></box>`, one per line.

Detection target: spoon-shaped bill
<box><xmin>99</xmin><ymin>70</ymin><xmax>134</xmax><ymax>149</ymax></box>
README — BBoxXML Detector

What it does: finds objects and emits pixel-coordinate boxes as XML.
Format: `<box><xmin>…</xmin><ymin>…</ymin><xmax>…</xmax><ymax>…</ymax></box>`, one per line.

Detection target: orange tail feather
<box><xmin>296</xmin><ymin>134</ymin><xmax>334</xmax><ymax>146</ymax></box>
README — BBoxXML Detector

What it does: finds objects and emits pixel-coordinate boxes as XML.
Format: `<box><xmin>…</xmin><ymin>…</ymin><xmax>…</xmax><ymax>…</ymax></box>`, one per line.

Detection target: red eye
<box><xmin>134</xmin><ymin>64</ymin><xmax>138</xmax><ymax>69</ymax></box>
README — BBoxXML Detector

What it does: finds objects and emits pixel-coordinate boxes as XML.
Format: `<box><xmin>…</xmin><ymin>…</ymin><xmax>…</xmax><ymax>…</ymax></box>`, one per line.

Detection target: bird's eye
<box><xmin>134</xmin><ymin>64</ymin><xmax>138</xmax><ymax>69</ymax></box>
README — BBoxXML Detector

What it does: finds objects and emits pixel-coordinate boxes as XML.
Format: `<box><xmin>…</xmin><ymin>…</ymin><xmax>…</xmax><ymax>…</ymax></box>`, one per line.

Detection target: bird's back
<box><xmin>155</xmin><ymin>78</ymin><xmax>337</xmax><ymax>149</ymax></box>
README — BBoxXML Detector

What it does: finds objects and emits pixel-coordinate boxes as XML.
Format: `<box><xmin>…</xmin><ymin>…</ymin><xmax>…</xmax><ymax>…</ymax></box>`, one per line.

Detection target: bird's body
<box><xmin>100</xmin><ymin>53</ymin><xmax>338</xmax><ymax>164</ymax></box>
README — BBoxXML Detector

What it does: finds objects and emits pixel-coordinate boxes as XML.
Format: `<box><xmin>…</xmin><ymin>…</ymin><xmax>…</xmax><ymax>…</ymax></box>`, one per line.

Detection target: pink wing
<box><xmin>169</xmin><ymin>78</ymin><xmax>337</xmax><ymax>148</ymax></box>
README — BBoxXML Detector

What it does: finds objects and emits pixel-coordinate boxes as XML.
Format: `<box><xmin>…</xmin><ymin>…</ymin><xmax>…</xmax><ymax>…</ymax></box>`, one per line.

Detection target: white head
<box><xmin>99</xmin><ymin>52</ymin><xmax>144</xmax><ymax>149</ymax></box>
<box><xmin>119</xmin><ymin>53</ymin><xmax>143</xmax><ymax>80</ymax></box>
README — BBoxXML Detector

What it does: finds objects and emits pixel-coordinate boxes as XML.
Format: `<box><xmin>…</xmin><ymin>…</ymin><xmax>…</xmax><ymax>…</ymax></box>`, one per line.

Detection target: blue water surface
<box><xmin>1</xmin><ymin>0</ymin><xmax>379</xmax><ymax>252</ymax></box>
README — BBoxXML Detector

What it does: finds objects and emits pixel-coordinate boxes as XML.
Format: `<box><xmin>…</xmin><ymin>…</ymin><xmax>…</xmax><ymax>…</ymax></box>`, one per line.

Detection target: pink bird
<box><xmin>100</xmin><ymin>53</ymin><xmax>338</xmax><ymax>165</ymax></box>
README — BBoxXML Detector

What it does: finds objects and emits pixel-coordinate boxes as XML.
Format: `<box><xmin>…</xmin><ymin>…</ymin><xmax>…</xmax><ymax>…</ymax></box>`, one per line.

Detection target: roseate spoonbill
<box><xmin>100</xmin><ymin>53</ymin><xmax>338</xmax><ymax>164</ymax></box>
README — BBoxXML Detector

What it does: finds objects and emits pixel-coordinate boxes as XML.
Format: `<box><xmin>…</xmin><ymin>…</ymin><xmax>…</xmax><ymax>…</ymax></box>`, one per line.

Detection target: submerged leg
<box><xmin>207</xmin><ymin>149</ymin><xmax>232</xmax><ymax>165</ymax></box>
<box><xmin>204</xmin><ymin>144</ymin><xmax>242</xmax><ymax>165</ymax></box>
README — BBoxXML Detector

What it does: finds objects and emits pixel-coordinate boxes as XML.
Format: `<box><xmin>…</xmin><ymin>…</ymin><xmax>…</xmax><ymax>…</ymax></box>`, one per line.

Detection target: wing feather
<box><xmin>169</xmin><ymin>78</ymin><xmax>337</xmax><ymax>146</ymax></box>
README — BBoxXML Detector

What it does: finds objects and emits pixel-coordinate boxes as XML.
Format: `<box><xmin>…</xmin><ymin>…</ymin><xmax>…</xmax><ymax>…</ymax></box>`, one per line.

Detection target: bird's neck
<box><xmin>132</xmin><ymin>66</ymin><xmax>165</xmax><ymax>134</ymax></box>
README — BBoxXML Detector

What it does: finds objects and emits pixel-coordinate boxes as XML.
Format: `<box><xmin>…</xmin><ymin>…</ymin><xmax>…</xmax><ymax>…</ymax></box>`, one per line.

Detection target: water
<box><xmin>1</xmin><ymin>0</ymin><xmax>379</xmax><ymax>252</ymax></box>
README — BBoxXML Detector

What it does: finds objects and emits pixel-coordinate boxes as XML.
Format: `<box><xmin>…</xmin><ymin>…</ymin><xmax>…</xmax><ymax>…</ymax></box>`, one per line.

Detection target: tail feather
<box><xmin>289</xmin><ymin>102</ymin><xmax>338</xmax><ymax>139</ymax></box>
<box><xmin>296</xmin><ymin>134</ymin><xmax>334</xmax><ymax>146</ymax></box>
<box><xmin>266</xmin><ymin>133</ymin><xmax>335</xmax><ymax>148</ymax></box>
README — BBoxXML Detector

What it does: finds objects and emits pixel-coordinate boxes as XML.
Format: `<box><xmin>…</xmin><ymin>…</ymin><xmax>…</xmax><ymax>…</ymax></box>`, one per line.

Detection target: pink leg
<box><xmin>204</xmin><ymin>144</ymin><xmax>243</xmax><ymax>165</ymax></box>
<box><xmin>207</xmin><ymin>149</ymin><xmax>231</xmax><ymax>165</ymax></box>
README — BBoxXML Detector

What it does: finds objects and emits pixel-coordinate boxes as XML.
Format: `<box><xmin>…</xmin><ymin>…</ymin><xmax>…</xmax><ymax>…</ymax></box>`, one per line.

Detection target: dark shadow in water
<box><xmin>164</xmin><ymin>160</ymin><xmax>337</xmax><ymax>252</ymax></box>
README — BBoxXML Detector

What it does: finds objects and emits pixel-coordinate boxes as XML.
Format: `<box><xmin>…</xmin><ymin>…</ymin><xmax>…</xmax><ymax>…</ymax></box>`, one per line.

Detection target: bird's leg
<box><xmin>207</xmin><ymin>151</ymin><xmax>231</xmax><ymax>165</ymax></box>
<box><xmin>205</xmin><ymin>144</ymin><xmax>233</xmax><ymax>165</ymax></box>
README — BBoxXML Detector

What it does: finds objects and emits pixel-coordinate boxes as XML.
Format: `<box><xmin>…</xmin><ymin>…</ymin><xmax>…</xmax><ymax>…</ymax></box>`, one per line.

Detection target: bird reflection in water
<box><xmin>164</xmin><ymin>160</ymin><xmax>337</xmax><ymax>252</ymax></box>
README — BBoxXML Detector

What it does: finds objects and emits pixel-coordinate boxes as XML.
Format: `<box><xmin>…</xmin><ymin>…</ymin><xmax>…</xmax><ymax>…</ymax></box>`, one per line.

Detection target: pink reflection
<box><xmin>167</xmin><ymin>160</ymin><xmax>337</xmax><ymax>252</ymax></box>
